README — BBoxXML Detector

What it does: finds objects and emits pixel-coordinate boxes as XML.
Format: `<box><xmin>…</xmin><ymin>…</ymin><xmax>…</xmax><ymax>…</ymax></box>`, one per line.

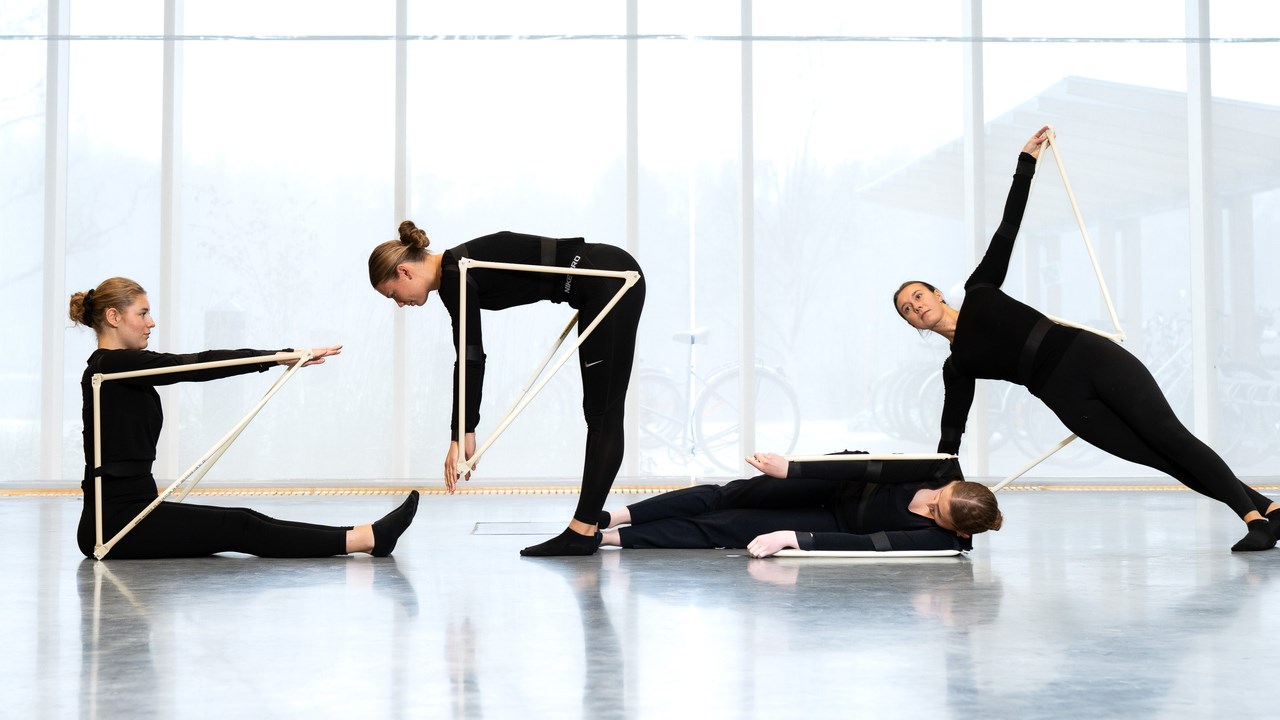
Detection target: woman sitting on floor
<box><xmin>72</xmin><ymin>277</ymin><xmax>418</xmax><ymax>559</ymax></box>
<box><xmin>599</xmin><ymin>451</ymin><xmax>1002</xmax><ymax>557</ymax></box>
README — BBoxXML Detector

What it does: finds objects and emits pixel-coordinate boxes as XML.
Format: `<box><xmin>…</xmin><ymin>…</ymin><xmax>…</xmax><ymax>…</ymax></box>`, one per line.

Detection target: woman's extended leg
<box><xmin>1037</xmin><ymin>333</ymin><xmax>1275</xmax><ymax>550</ymax></box>
<box><xmin>600</xmin><ymin>475</ymin><xmax>844</xmax><ymax>548</ymax></box>
<box><xmin>612</xmin><ymin>507</ymin><xmax>840</xmax><ymax>549</ymax></box>
<box><xmin>90</xmin><ymin>492</ymin><xmax>419</xmax><ymax>559</ymax></box>
<box><xmin>521</xmin><ymin>246</ymin><xmax>645</xmax><ymax>557</ymax></box>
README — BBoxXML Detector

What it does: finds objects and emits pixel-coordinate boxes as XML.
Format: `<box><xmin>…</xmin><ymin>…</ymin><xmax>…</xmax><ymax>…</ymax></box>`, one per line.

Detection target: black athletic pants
<box><xmin>571</xmin><ymin>244</ymin><xmax>646</xmax><ymax>525</ymax></box>
<box><xmin>78</xmin><ymin>474</ymin><xmax>348</xmax><ymax>559</ymax></box>
<box><xmin>617</xmin><ymin>475</ymin><xmax>842</xmax><ymax>549</ymax></box>
<box><xmin>1035</xmin><ymin>331</ymin><xmax>1273</xmax><ymax>518</ymax></box>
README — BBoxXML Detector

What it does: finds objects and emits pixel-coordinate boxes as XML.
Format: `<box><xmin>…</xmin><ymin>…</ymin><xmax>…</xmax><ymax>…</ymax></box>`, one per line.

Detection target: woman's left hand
<box><xmin>746</xmin><ymin>452</ymin><xmax>789</xmax><ymax>478</ymax></box>
<box><xmin>281</xmin><ymin>345</ymin><xmax>343</xmax><ymax>367</ymax></box>
<box><xmin>747</xmin><ymin>530</ymin><xmax>799</xmax><ymax>558</ymax></box>
<box><xmin>1023</xmin><ymin>125</ymin><xmax>1051</xmax><ymax>158</ymax></box>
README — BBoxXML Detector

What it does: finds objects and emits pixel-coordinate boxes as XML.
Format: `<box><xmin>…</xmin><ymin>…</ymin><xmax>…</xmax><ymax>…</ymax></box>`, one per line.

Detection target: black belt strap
<box><xmin>856</xmin><ymin>461</ymin><xmax>889</xmax><ymax>550</ymax></box>
<box><xmin>540</xmin><ymin>237</ymin><xmax>557</xmax><ymax>298</ymax></box>
<box><xmin>855</xmin><ymin>481</ymin><xmax>880</xmax><ymax>533</ymax></box>
<box><xmin>96</xmin><ymin>460</ymin><xmax>153</xmax><ymax>477</ymax></box>
<box><xmin>1018</xmin><ymin>317</ymin><xmax>1054</xmax><ymax>384</ymax></box>
<box><xmin>864</xmin><ymin>460</ymin><xmax>883</xmax><ymax>484</ymax></box>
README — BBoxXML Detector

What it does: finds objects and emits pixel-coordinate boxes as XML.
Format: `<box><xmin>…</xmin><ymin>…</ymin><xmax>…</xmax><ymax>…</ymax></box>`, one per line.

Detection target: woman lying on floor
<box><xmin>599</xmin><ymin>451</ymin><xmax>1002</xmax><ymax>557</ymax></box>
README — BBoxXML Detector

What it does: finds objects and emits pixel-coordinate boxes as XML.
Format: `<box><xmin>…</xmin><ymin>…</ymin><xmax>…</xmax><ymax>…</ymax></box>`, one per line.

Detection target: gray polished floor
<box><xmin>6</xmin><ymin>487</ymin><xmax>1278</xmax><ymax>719</ymax></box>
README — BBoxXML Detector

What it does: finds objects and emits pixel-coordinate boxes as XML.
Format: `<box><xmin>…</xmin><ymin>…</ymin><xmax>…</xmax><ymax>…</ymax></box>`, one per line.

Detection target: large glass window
<box><xmin>5</xmin><ymin>1</ymin><xmax>1280</xmax><ymax>484</ymax></box>
<box><xmin>176</xmin><ymin>7</ymin><xmax>396</xmax><ymax>481</ymax></box>
<box><xmin>0</xmin><ymin>0</ymin><xmax>49</xmax><ymax>482</ymax></box>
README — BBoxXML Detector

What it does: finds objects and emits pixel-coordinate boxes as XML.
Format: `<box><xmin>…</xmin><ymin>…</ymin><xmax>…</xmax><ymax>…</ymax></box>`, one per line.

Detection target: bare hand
<box><xmin>745</xmin><ymin>451</ymin><xmax>789</xmax><ymax>478</ymax></box>
<box><xmin>443</xmin><ymin>433</ymin><xmax>477</xmax><ymax>492</ymax></box>
<box><xmin>746</xmin><ymin>530</ymin><xmax>799</xmax><ymax>558</ymax></box>
<box><xmin>280</xmin><ymin>345</ymin><xmax>343</xmax><ymax>367</ymax></box>
<box><xmin>1023</xmin><ymin>125</ymin><xmax>1052</xmax><ymax>159</ymax></box>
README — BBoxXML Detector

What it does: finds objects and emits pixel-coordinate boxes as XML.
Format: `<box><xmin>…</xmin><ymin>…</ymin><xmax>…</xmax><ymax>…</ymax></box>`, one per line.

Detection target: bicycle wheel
<box><xmin>633</xmin><ymin>370</ymin><xmax>684</xmax><ymax>450</ymax></box>
<box><xmin>693</xmin><ymin>365</ymin><xmax>801</xmax><ymax>474</ymax></box>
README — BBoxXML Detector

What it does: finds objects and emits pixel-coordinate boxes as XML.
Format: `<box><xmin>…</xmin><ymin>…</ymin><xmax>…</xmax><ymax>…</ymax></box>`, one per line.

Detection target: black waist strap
<box><xmin>868</xmin><ymin>531</ymin><xmax>892</xmax><ymax>552</ymax></box>
<box><xmin>855</xmin><ymin>461</ymin><xmax>885</xmax><ymax>530</ymax></box>
<box><xmin>1018</xmin><ymin>317</ymin><xmax>1055</xmax><ymax>385</ymax></box>
<box><xmin>540</xmin><ymin>237</ymin><xmax>557</xmax><ymax>299</ymax></box>
<box><xmin>95</xmin><ymin>460</ymin><xmax>153</xmax><ymax>477</ymax></box>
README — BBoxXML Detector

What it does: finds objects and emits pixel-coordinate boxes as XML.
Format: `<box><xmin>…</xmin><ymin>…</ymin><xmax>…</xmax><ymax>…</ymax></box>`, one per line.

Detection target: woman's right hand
<box><xmin>746</xmin><ymin>451</ymin><xmax>789</xmax><ymax>478</ymax></box>
<box><xmin>444</xmin><ymin>433</ymin><xmax>477</xmax><ymax>492</ymax></box>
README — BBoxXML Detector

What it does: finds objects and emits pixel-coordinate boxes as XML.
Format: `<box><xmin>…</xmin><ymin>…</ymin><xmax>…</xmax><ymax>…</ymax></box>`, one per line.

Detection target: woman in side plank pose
<box><xmin>893</xmin><ymin>126</ymin><xmax>1278</xmax><ymax>552</ymax></box>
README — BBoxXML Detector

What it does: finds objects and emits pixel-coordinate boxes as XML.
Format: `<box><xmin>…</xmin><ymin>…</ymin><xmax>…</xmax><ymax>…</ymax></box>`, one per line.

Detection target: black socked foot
<box><xmin>372</xmin><ymin>491</ymin><xmax>420</xmax><ymax>557</ymax></box>
<box><xmin>1268</xmin><ymin>510</ymin><xmax>1280</xmax><ymax>541</ymax></box>
<box><xmin>520</xmin><ymin>528</ymin><xmax>602</xmax><ymax>557</ymax></box>
<box><xmin>1231</xmin><ymin>519</ymin><xmax>1275</xmax><ymax>552</ymax></box>
<box><xmin>598</xmin><ymin>510</ymin><xmax>611</xmax><ymax>530</ymax></box>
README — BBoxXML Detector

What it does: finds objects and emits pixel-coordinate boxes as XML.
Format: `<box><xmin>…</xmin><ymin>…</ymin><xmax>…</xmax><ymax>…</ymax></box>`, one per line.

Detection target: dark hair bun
<box><xmin>398</xmin><ymin>220</ymin><xmax>430</xmax><ymax>250</ymax></box>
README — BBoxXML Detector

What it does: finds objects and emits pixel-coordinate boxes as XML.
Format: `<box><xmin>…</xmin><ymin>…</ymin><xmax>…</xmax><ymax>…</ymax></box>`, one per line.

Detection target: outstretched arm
<box><xmin>279</xmin><ymin>345</ymin><xmax>342</xmax><ymax>367</ymax></box>
<box><xmin>746</xmin><ymin>527</ymin><xmax>964</xmax><ymax>557</ymax></box>
<box><xmin>102</xmin><ymin>348</ymin><xmax>297</xmax><ymax>386</ymax></box>
<box><xmin>964</xmin><ymin>126</ymin><xmax>1050</xmax><ymax>290</ymax></box>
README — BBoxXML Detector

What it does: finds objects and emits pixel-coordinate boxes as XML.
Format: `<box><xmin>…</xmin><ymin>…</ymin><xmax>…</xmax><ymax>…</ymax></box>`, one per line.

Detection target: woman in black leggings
<box><xmin>369</xmin><ymin>221</ymin><xmax>645</xmax><ymax>556</ymax></box>
<box><xmin>72</xmin><ymin>277</ymin><xmax>419</xmax><ymax>559</ymax></box>
<box><xmin>893</xmin><ymin>126</ymin><xmax>1278</xmax><ymax>552</ymax></box>
<box><xmin>599</xmin><ymin>451</ymin><xmax>1002</xmax><ymax>556</ymax></box>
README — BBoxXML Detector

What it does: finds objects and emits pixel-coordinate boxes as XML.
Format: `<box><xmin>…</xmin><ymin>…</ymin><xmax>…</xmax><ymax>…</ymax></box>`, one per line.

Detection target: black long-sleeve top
<box><xmin>436</xmin><ymin>231</ymin><xmax>588</xmax><ymax>435</ymax></box>
<box><xmin>80</xmin><ymin>348</ymin><xmax>282</xmax><ymax>480</ymax></box>
<box><xmin>786</xmin><ymin>453</ymin><xmax>971</xmax><ymax>552</ymax></box>
<box><xmin>937</xmin><ymin>153</ymin><xmax>1081</xmax><ymax>454</ymax></box>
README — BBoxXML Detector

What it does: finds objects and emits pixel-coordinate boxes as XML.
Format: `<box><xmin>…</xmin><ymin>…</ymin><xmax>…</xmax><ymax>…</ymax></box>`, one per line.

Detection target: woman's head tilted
<box><xmin>893</xmin><ymin>280</ymin><xmax>947</xmax><ymax>331</ymax></box>
<box><xmin>369</xmin><ymin>220</ymin><xmax>435</xmax><ymax>307</ymax></box>
<box><xmin>946</xmin><ymin>480</ymin><xmax>1003</xmax><ymax>536</ymax></box>
<box><xmin>69</xmin><ymin>277</ymin><xmax>153</xmax><ymax>350</ymax></box>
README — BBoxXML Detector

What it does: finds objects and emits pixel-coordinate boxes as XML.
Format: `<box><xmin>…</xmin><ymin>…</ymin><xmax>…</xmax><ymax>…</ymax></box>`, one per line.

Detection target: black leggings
<box><xmin>617</xmin><ymin>475</ymin><xmax>842</xmax><ymax>549</ymax></box>
<box><xmin>1035</xmin><ymin>332</ymin><xmax>1273</xmax><ymax>518</ymax></box>
<box><xmin>78</xmin><ymin>476</ymin><xmax>348</xmax><ymax>559</ymax></box>
<box><xmin>571</xmin><ymin>244</ymin><xmax>646</xmax><ymax>525</ymax></box>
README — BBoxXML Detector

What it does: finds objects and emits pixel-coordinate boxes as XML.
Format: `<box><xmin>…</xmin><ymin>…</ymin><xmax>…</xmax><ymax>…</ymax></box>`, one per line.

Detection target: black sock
<box><xmin>372</xmin><ymin>491</ymin><xmax>420</xmax><ymax>557</ymax></box>
<box><xmin>598</xmin><ymin>510</ymin><xmax>611</xmax><ymax>529</ymax></box>
<box><xmin>1268</xmin><ymin>509</ymin><xmax>1280</xmax><ymax>541</ymax></box>
<box><xmin>1230</xmin><ymin>519</ymin><xmax>1275</xmax><ymax>552</ymax></box>
<box><xmin>520</xmin><ymin>528</ymin><xmax>601</xmax><ymax>557</ymax></box>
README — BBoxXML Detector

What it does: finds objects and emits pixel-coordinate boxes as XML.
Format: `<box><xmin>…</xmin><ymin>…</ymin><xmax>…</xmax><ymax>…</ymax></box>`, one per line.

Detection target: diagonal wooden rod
<box><xmin>1040</xmin><ymin>127</ymin><xmax>1126</xmax><ymax>341</ymax></box>
<box><xmin>995</xmin><ymin>128</ymin><xmax>1124</xmax><ymax>490</ymax></box>
<box><xmin>484</xmin><ymin>313</ymin><xmax>580</xmax><ymax>456</ymax></box>
<box><xmin>992</xmin><ymin>433</ymin><xmax>1078</xmax><ymax>492</ymax></box>
<box><xmin>457</xmin><ymin>258</ymin><xmax>640</xmax><ymax>474</ymax></box>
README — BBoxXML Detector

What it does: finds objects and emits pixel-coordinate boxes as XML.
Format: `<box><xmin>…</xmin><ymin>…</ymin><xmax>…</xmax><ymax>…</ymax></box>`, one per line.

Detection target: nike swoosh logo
<box><xmin>585</xmin><ymin>360</ymin><xmax>605</xmax><ymax>368</ymax></box>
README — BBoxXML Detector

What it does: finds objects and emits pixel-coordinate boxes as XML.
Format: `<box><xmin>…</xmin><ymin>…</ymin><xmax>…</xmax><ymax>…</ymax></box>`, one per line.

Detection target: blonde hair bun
<box><xmin>398</xmin><ymin>220</ymin><xmax>430</xmax><ymax>250</ymax></box>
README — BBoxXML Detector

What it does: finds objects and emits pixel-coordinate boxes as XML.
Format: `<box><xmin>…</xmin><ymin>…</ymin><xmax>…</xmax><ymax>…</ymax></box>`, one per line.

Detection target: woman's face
<box><xmin>929</xmin><ymin>481</ymin><xmax>967</xmax><ymax>537</ymax></box>
<box><xmin>110</xmin><ymin>294</ymin><xmax>156</xmax><ymax>350</ymax></box>
<box><xmin>375</xmin><ymin>264</ymin><xmax>430</xmax><ymax>308</ymax></box>
<box><xmin>895</xmin><ymin>283</ymin><xmax>945</xmax><ymax>330</ymax></box>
